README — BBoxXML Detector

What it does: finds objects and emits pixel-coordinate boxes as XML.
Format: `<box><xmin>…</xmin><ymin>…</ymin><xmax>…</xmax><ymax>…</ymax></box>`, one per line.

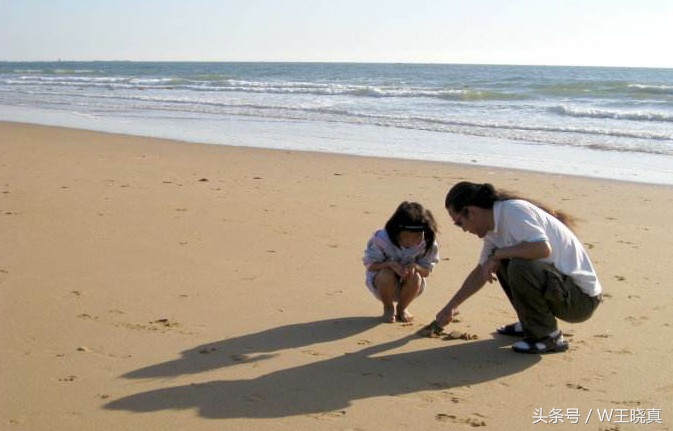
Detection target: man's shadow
<box><xmin>106</xmin><ymin>317</ymin><xmax>540</xmax><ymax>419</ymax></box>
<box><xmin>122</xmin><ymin>317</ymin><xmax>380</xmax><ymax>379</ymax></box>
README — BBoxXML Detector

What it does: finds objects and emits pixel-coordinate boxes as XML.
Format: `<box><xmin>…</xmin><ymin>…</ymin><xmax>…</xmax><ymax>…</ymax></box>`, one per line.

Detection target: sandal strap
<box><xmin>496</xmin><ymin>322</ymin><xmax>524</xmax><ymax>336</ymax></box>
<box><xmin>513</xmin><ymin>333</ymin><xmax>568</xmax><ymax>354</ymax></box>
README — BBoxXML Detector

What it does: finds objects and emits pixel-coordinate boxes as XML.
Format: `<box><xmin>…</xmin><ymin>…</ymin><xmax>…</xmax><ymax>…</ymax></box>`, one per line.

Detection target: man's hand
<box><xmin>436</xmin><ymin>305</ymin><xmax>459</xmax><ymax>327</ymax></box>
<box><xmin>481</xmin><ymin>256</ymin><xmax>500</xmax><ymax>283</ymax></box>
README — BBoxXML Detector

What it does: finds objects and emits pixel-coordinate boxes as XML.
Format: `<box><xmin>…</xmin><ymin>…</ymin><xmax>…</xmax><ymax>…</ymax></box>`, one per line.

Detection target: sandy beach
<box><xmin>1</xmin><ymin>120</ymin><xmax>672</xmax><ymax>430</ymax></box>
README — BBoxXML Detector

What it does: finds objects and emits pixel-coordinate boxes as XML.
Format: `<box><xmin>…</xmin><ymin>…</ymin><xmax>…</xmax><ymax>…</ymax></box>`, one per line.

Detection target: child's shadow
<box><xmin>107</xmin><ymin>317</ymin><xmax>540</xmax><ymax>419</ymax></box>
<box><xmin>123</xmin><ymin>316</ymin><xmax>379</xmax><ymax>379</ymax></box>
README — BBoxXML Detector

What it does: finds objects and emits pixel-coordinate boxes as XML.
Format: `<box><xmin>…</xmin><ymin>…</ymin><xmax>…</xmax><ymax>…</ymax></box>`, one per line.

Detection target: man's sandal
<box><xmin>496</xmin><ymin>322</ymin><xmax>525</xmax><ymax>337</ymax></box>
<box><xmin>512</xmin><ymin>332</ymin><xmax>569</xmax><ymax>354</ymax></box>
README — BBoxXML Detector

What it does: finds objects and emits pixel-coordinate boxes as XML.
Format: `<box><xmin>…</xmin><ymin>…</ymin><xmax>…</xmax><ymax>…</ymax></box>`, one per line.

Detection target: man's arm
<box><xmin>492</xmin><ymin>241</ymin><xmax>551</xmax><ymax>261</ymax></box>
<box><xmin>482</xmin><ymin>241</ymin><xmax>551</xmax><ymax>283</ymax></box>
<box><xmin>436</xmin><ymin>265</ymin><xmax>487</xmax><ymax>326</ymax></box>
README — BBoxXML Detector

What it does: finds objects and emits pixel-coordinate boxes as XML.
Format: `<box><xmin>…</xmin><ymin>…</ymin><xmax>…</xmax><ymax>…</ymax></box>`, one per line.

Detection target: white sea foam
<box><xmin>4</xmin><ymin>86</ymin><xmax>671</xmax><ymax>155</ymax></box>
<box><xmin>628</xmin><ymin>83</ymin><xmax>673</xmax><ymax>95</ymax></box>
<box><xmin>553</xmin><ymin>105</ymin><xmax>673</xmax><ymax>123</ymax></box>
<box><xmin>3</xmin><ymin>75</ymin><xmax>512</xmax><ymax>100</ymax></box>
<box><xmin>2</xmin><ymin>62</ymin><xmax>673</xmax><ymax>183</ymax></box>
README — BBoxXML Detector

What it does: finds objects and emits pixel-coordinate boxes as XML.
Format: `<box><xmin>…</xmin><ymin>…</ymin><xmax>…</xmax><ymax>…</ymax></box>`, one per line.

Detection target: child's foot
<box><xmin>381</xmin><ymin>305</ymin><xmax>396</xmax><ymax>323</ymax></box>
<box><xmin>396</xmin><ymin>308</ymin><xmax>414</xmax><ymax>323</ymax></box>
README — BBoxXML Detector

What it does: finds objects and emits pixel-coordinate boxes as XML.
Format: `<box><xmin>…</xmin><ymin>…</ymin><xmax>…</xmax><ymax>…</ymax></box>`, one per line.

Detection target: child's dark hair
<box><xmin>384</xmin><ymin>201</ymin><xmax>438</xmax><ymax>254</ymax></box>
<box><xmin>445</xmin><ymin>181</ymin><xmax>575</xmax><ymax>229</ymax></box>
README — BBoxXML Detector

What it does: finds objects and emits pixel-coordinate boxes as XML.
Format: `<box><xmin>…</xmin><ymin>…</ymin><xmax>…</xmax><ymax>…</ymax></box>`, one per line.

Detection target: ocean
<box><xmin>1</xmin><ymin>61</ymin><xmax>672</xmax><ymax>184</ymax></box>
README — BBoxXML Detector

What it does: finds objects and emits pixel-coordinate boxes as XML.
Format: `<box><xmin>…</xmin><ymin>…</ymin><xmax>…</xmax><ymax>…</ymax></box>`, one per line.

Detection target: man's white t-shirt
<box><xmin>480</xmin><ymin>200</ymin><xmax>601</xmax><ymax>297</ymax></box>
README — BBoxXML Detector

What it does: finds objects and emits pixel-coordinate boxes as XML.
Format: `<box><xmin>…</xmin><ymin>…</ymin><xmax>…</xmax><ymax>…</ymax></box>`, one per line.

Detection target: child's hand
<box><xmin>389</xmin><ymin>262</ymin><xmax>407</xmax><ymax>278</ymax></box>
<box><xmin>403</xmin><ymin>264</ymin><xmax>418</xmax><ymax>280</ymax></box>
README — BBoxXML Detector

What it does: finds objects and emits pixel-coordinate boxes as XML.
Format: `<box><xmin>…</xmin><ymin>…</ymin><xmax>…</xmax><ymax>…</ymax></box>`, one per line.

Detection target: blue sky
<box><xmin>1</xmin><ymin>0</ymin><xmax>672</xmax><ymax>68</ymax></box>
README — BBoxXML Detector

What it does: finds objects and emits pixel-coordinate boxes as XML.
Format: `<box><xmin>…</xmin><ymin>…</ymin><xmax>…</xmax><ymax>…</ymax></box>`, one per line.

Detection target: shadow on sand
<box><xmin>106</xmin><ymin>317</ymin><xmax>540</xmax><ymax>419</ymax></box>
<box><xmin>122</xmin><ymin>316</ymin><xmax>380</xmax><ymax>379</ymax></box>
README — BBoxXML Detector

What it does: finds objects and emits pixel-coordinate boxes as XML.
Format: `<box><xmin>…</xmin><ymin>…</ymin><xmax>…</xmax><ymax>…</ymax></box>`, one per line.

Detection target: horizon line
<box><xmin>1</xmin><ymin>59</ymin><xmax>673</xmax><ymax>70</ymax></box>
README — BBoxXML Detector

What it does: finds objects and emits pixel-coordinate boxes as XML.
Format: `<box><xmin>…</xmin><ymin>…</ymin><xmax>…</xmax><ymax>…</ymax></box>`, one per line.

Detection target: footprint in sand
<box><xmin>610</xmin><ymin>399</ymin><xmax>645</xmax><ymax>407</ymax></box>
<box><xmin>656</xmin><ymin>383</ymin><xmax>673</xmax><ymax>393</ymax></box>
<box><xmin>428</xmin><ymin>392</ymin><xmax>462</xmax><ymax>403</ymax></box>
<box><xmin>566</xmin><ymin>383</ymin><xmax>589</xmax><ymax>391</ymax></box>
<box><xmin>59</xmin><ymin>375</ymin><xmax>78</xmax><ymax>383</ymax></box>
<box><xmin>617</xmin><ymin>240</ymin><xmax>639</xmax><ymax>249</ymax></box>
<box><xmin>301</xmin><ymin>349</ymin><xmax>326</xmax><ymax>357</ymax></box>
<box><xmin>593</xmin><ymin>333</ymin><xmax>612</xmax><ymax>338</ymax></box>
<box><xmin>435</xmin><ymin>413</ymin><xmax>486</xmax><ymax>427</ymax></box>
<box><xmin>605</xmin><ymin>348</ymin><xmax>632</xmax><ymax>354</ymax></box>
<box><xmin>309</xmin><ymin>410</ymin><xmax>347</xmax><ymax>420</ymax></box>
<box><xmin>150</xmin><ymin>318</ymin><xmax>179</xmax><ymax>328</ymax></box>
<box><xmin>624</xmin><ymin>315</ymin><xmax>648</xmax><ymax>326</ymax></box>
<box><xmin>79</xmin><ymin>312</ymin><xmax>187</xmax><ymax>334</ymax></box>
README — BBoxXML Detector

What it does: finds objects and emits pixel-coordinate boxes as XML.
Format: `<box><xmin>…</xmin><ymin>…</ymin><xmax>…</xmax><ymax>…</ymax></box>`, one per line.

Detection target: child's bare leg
<box><xmin>374</xmin><ymin>269</ymin><xmax>398</xmax><ymax>323</ymax></box>
<box><xmin>396</xmin><ymin>273</ymin><xmax>422</xmax><ymax>322</ymax></box>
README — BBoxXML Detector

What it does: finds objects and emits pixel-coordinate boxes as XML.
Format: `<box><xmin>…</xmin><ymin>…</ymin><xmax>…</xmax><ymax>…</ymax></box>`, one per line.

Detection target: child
<box><xmin>363</xmin><ymin>201</ymin><xmax>440</xmax><ymax>323</ymax></box>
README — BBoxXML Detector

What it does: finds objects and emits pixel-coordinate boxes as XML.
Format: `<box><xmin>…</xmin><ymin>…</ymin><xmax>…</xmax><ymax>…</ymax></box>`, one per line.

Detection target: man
<box><xmin>436</xmin><ymin>182</ymin><xmax>602</xmax><ymax>354</ymax></box>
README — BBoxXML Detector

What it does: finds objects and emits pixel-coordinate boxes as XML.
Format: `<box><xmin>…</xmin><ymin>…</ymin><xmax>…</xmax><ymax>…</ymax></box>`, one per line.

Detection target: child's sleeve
<box><xmin>416</xmin><ymin>241</ymin><xmax>439</xmax><ymax>270</ymax></box>
<box><xmin>363</xmin><ymin>234</ymin><xmax>386</xmax><ymax>270</ymax></box>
